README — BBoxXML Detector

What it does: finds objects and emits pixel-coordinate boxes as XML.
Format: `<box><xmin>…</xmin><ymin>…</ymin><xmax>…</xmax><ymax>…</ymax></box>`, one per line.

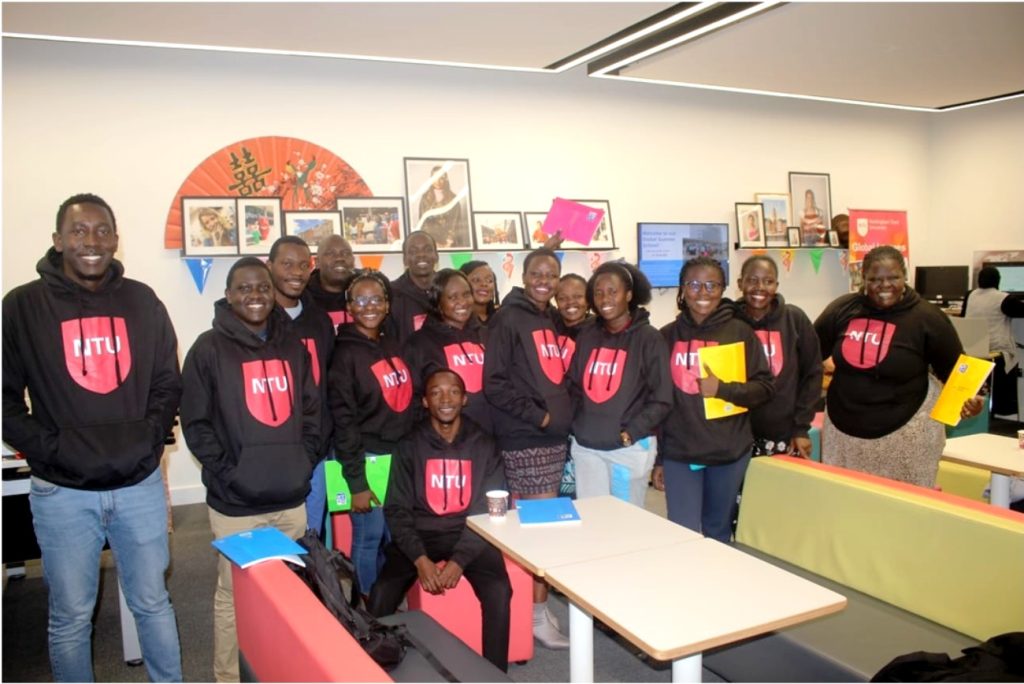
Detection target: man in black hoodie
<box><xmin>305</xmin><ymin>234</ymin><xmax>355</xmax><ymax>331</ymax></box>
<box><xmin>387</xmin><ymin>230</ymin><xmax>439</xmax><ymax>343</ymax></box>
<box><xmin>181</xmin><ymin>257</ymin><xmax>319</xmax><ymax>682</ymax></box>
<box><xmin>368</xmin><ymin>367</ymin><xmax>511</xmax><ymax>671</ymax></box>
<box><xmin>2</xmin><ymin>193</ymin><xmax>182</xmax><ymax>682</ymax></box>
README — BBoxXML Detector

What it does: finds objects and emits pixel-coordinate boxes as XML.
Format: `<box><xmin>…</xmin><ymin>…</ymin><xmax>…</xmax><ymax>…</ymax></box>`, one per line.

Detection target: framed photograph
<box><xmin>788</xmin><ymin>227</ymin><xmax>802</xmax><ymax>247</ymax></box>
<box><xmin>828</xmin><ymin>230</ymin><xmax>840</xmax><ymax>248</ymax></box>
<box><xmin>567</xmin><ymin>199</ymin><xmax>616</xmax><ymax>250</ymax></box>
<box><xmin>337</xmin><ymin>197</ymin><xmax>406</xmax><ymax>253</ymax></box>
<box><xmin>237</xmin><ymin>197</ymin><xmax>282</xmax><ymax>255</ymax></box>
<box><xmin>283</xmin><ymin>211</ymin><xmax>341</xmax><ymax>252</ymax></box>
<box><xmin>404</xmin><ymin>157</ymin><xmax>474</xmax><ymax>250</ymax></box>
<box><xmin>181</xmin><ymin>197</ymin><xmax>239</xmax><ymax>256</ymax></box>
<box><xmin>524</xmin><ymin>212</ymin><xmax>550</xmax><ymax>250</ymax></box>
<box><xmin>789</xmin><ymin>172</ymin><xmax>832</xmax><ymax>246</ymax></box>
<box><xmin>472</xmin><ymin>212</ymin><xmax>525</xmax><ymax>251</ymax></box>
<box><xmin>736</xmin><ymin>202</ymin><xmax>766</xmax><ymax>249</ymax></box>
<box><xmin>755</xmin><ymin>193</ymin><xmax>791</xmax><ymax>248</ymax></box>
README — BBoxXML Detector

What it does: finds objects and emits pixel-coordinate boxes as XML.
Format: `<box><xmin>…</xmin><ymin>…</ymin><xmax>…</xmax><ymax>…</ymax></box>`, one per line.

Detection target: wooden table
<box><xmin>942</xmin><ymin>433</ymin><xmax>1024</xmax><ymax>507</ymax></box>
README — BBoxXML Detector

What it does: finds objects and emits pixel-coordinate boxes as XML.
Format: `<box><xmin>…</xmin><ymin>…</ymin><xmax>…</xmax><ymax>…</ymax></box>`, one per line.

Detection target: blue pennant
<box><xmin>185</xmin><ymin>258</ymin><xmax>214</xmax><ymax>294</ymax></box>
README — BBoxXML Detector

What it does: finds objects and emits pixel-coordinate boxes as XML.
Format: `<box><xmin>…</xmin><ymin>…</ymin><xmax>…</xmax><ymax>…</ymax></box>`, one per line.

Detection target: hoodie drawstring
<box><xmin>260</xmin><ymin>358</ymin><xmax>279</xmax><ymax>422</ymax></box>
<box><xmin>108</xmin><ymin>315</ymin><xmax>124</xmax><ymax>387</ymax></box>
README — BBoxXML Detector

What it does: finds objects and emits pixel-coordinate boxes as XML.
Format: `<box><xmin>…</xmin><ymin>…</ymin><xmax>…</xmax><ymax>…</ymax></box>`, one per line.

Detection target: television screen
<box><xmin>637</xmin><ymin>222</ymin><xmax>730</xmax><ymax>288</ymax></box>
<box><xmin>984</xmin><ymin>261</ymin><xmax>1024</xmax><ymax>294</ymax></box>
<box><xmin>913</xmin><ymin>265</ymin><xmax>968</xmax><ymax>301</ymax></box>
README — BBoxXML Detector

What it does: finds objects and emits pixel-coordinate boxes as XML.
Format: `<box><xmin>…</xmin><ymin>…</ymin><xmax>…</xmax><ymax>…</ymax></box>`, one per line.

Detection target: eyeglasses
<box><xmin>683</xmin><ymin>280</ymin><xmax>724</xmax><ymax>294</ymax></box>
<box><xmin>351</xmin><ymin>295</ymin><xmax>385</xmax><ymax>307</ymax></box>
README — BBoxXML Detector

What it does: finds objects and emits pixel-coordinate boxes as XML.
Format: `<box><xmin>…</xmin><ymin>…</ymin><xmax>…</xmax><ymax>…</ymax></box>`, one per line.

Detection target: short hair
<box><xmin>862</xmin><ymin>246</ymin><xmax>907</xmax><ymax>276</ymax></box>
<box><xmin>344</xmin><ymin>269</ymin><xmax>392</xmax><ymax>304</ymax></box>
<box><xmin>978</xmin><ymin>266</ymin><xmax>1001</xmax><ymax>289</ymax></box>
<box><xmin>740</xmin><ymin>254</ymin><xmax>779</xmax><ymax>278</ymax></box>
<box><xmin>586</xmin><ymin>261</ymin><xmax>651</xmax><ymax>313</ymax></box>
<box><xmin>459</xmin><ymin>260</ymin><xmax>489</xmax><ymax>277</ymax></box>
<box><xmin>523</xmin><ymin>248</ymin><xmax>560</xmax><ymax>274</ymax></box>
<box><xmin>56</xmin><ymin>193</ymin><xmax>117</xmax><ymax>234</ymax></box>
<box><xmin>423</xmin><ymin>365</ymin><xmax>466</xmax><ymax>394</ymax></box>
<box><xmin>403</xmin><ymin>230</ymin><xmax>437</xmax><ymax>255</ymax></box>
<box><xmin>428</xmin><ymin>268</ymin><xmax>471</xmax><ymax>311</ymax></box>
<box><xmin>677</xmin><ymin>257</ymin><xmax>727</xmax><ymax>311</ymax></box>
<box><xmin>226</xmin><ymin>256</ymin><xmax>271</xmax><ymax>289</ymax></box>
<box><xmin>558</xmin><ymin>273</ymin><xmax>587</xmax><ymax>289</ymax></box>
<box><xmin>268</xmin><ymin>235</ymin><xmax>310</xmax><ymax>262</ymax></box>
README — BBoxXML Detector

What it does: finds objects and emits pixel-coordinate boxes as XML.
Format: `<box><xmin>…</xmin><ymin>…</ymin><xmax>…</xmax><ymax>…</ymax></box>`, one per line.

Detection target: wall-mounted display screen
<box><xmin>637</xmin><ymin>222</ymin><xmax>730</xmax><ymax>288</ymax></box>
<box><xmin>913</xmin><ymin>265</ymin><xmax>969</xmax><ymax>301</ymax></box>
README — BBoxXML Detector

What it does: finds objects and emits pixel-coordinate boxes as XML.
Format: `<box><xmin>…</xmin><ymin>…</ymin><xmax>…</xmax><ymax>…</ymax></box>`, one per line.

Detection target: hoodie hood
<box><xmin>676</xmin><ymin>297</ymin><xmax>739</xmax><ymax>332</ymax></box>
<box><xmin>736</xmin><ymin>293</ymin><xmax>785</xmax><ymax>328</ymax></box>
<box><xmin>501</xmin><ymin>286</ymin><xmax>551</xmax><ymax>316</ymax></box>
<box><xmin>211</xmin><ymin>298</ymin><xmax>290</xmax><ymax>350</ymax></box>
<box><xmin>38</xmin><ymin>246</ymin><xmax>125</xmax><ymax>297</ymax></box>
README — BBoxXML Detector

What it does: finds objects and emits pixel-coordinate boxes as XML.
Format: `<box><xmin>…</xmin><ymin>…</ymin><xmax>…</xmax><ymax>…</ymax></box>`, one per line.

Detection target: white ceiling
<box><xmin>4</xmin><ymin>2</ymin><xmax>1022</xmax><ymax>111</ymax></box>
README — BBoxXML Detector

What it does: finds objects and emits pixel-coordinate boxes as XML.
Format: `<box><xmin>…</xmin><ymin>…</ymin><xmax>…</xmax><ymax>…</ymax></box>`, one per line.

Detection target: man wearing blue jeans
<box><xmin>2</xmin><ymin>193</ymin><xmax>183</xmax><ymax>681</ymax></box>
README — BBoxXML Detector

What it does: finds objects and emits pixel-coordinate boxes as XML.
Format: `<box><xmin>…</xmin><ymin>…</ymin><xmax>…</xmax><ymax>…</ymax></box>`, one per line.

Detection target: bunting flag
<box><xmin>838</xmin><ymin>250</ymin><xmax>849</xmax><ymax>272</ymax></box>
<box><xmin>310</xmin><ymin>255</ymin><xmax>318</xmax><ymax>270</ymax></box>
<box><xmin>185</xmin><ymin>258</ymin><xmax>214</xmax><ymax>294</ymax></box>
<box><xmin>809</xmin><ymin>248</ymin><xmax>825</xmax><ymax>274</ymax></box>
<box><xmin>449</xmin><ymin>251</ymin><xmax>474</xmax><ymax>271</ymax></box>
<box><xmin>588</xmin><ymin>251</ymin><xmax>604</xmax><ymax>273</ymax></box>
<box><xmin>555</xmin><ymin>251</ymin><xmax>565</xmax><ymax>265</ymax></box>
<box><xmin>780</xmin><ymin>249</ymin><xmax>794</xmax><ymax>273</ymax></box>
<box><xmin>501</xmin><ymin>252</ymin><xmax>515</xmax><ymax>280</ymax></box>
<box><xmin>752</xmin><ymin>248</ymin><xmax>768</xmax><ymax>256</ymax></box>
<box><xmin>359</xmin><ymin>254</ymin><xmax>383</xmax><ymax>271</ymax></box>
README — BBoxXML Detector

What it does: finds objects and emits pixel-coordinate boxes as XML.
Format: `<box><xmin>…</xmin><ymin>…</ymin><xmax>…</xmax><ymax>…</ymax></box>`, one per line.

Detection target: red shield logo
<box><xmin>424</xmin><ymin>458</ymin><xmax>473</xmax><ymax>515</ymax></box>
<box><xmin>755</xmin><ymin>330</ymin><xmax>784</xmax><ymax>377</ymax></box>
<box><xmin>242</xmin><ymin>359</ymin><xmax>294</xmax><ymax>427</ymax></box>
<box><xmin>841</xmin><ymin>318</ymin><xmax>895</xmax><ymax>369</ymax></box>
<box><xmin>582</xmin><ymin>347</ymin><xmax>628</xmax><ymax>404</ymax></box>
<box><xmin>327</xmin><ymin>310</ymin><xmax>352</xmax><ymax>332</ymax></box>
<box><xmin>443</xmin><ymin>342</ymin><xmax>485</xmax><ymax>393</ymax></box>
<box><xmin>301</xmin><ymin>338</ymin><xmax>321</xmax><ymax>386</ymax></box>
<box><xmin>670</xmin><ymin>340</ymin><xmax>718</xmax><ymax>394</ymax></box>
<box><xmin>370</xmin><ymin>356</ymin><xmax>412</xmax><ymax>412</ymax></box>
<box><xmin>413</xmin><ymin>313</ymin><xmax>427</xmax><ymax>332</ymax></box>
<box><xmin>61</xmin><ymin>317</ymin><xmax>133</xmax><ymax>395</ymax></box>
<box><xmin>531</xmin><ymin>329</ymin><xmax>569</xmax><ymax>385</ymax></box>
<box><xmin>559</xmin><ymin>334</ymin><xmax>577</xmax><ymax>368</ymax></box>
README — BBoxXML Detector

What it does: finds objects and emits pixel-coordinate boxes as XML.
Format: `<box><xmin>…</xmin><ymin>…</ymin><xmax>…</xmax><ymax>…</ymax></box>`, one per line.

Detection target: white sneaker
<box><xmin>545</xmin><ymin>606</ymin><xmax>563</xmax><ymax>633</ymax></box>
<box><xmin>533</xmin><ymin>608</ymin><xmax>570</xmax><ymax>650</ymax></box>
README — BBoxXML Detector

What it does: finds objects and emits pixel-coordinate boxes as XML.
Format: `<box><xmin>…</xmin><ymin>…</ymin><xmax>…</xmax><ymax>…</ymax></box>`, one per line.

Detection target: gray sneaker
<box><xmin>533</xmin><ymin>608</ymin><xmax>570</xmax><ymax>650</ymax></box>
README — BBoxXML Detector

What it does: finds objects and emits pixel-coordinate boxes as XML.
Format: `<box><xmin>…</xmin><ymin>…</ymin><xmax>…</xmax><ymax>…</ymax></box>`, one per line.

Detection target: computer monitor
<box><xmin>982</xmin><ymin>261</ymin><xmax>1024</xmax><ymax>294</ymax></box>
<box><xmin>637</xmin><ymin>222</ymin><xmax>730</xmax><ymax>288</ymax></box>
<box><xmin>913</xmin><ymin>265</ymin><xmax>969</xmax><ymax>302</ymax></box>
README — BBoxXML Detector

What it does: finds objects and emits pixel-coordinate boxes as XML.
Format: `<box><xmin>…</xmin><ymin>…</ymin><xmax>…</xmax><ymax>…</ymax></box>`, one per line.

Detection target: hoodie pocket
<box><xmin>57</xmin><ymin>419</ymin><xmax>154</xmax><ymax>488</ymax></box>
<box><xmin>228</xmin><ymin>443</ymin><xmax>312</xmax><ymax>506</ymax></box>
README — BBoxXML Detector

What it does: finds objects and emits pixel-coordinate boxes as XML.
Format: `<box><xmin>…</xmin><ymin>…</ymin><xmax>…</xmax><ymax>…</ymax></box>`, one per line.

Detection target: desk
<box><xmin>942</xmin><ymin>433</ymin><xmax>1024</xmax><ymax>507</ymax></box>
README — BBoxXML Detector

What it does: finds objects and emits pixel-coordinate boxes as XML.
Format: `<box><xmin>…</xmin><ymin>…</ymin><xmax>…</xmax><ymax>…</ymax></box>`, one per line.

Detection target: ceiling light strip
<box><xmin>938</xmin><ymin>90</ymin><xmax>1024</xmax><ymax>112</ymax></box>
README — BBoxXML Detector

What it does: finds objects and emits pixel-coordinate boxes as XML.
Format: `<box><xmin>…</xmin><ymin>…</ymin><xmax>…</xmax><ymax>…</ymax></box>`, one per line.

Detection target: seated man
<box><xmin>367</xmin><ymin>368</ymin><xmax>512</xmax><ymax>671</ymax></box>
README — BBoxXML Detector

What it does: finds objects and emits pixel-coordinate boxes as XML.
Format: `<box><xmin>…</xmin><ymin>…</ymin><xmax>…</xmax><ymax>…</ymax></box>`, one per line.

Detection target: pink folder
<box><xmin>541</xmin><ymin>198</ymin><xmax>605</xmax><ymax>246</ymax></box>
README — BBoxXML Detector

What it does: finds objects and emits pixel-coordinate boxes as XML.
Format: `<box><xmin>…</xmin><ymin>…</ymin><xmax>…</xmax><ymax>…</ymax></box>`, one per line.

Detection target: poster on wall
<box><xmin>848</xmin><ymin>209</ymin><xmax>909</xmax><ymax>263</ymax></box>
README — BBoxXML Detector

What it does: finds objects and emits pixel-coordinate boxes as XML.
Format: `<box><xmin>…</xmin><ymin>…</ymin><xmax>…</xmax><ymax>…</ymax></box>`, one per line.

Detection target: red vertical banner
<box><xmin>848</xmin><ymin>209</ymin><xmax>909</xmax><ymax>265</ymax></box>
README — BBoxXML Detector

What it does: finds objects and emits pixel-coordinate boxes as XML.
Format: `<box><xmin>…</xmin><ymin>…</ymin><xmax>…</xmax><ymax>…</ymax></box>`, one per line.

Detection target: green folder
<box><xmin>324</xmin><ymin>455</ymin><xmax>392</xmax><ymax>513</ymax></box>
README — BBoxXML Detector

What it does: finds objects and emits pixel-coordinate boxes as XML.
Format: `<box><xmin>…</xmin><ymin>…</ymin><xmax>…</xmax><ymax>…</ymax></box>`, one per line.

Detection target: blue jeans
<box><xmin>30</xmin><ymin>468</ymin><xmax>182</xmax><ymax>682</ymax></box>
<box><xmin>305</xmin><ymin>459</ymin><xmax>327</xmax><ymax>535</ymax></box>
<box><xmin>662</xmin><ymin>453</ymin><xmax>752</xmax><ymax>543</ymax></box>
<box><xmin>351</xmin><ymin>506</ymin><xmax>389</xmax><ymax>597</ymax></box>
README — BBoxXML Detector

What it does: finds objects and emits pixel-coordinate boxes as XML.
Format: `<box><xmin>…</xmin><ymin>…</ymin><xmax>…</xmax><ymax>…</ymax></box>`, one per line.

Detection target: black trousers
<box><xmin>367</xmin><ymin>530</ymin><xmax>512</xmax><ymax>672</ymax></box>
<box><xmin>991</xmin><ymin>355</ymin><xmax>1021</xmax><ymax>417</ymax></box>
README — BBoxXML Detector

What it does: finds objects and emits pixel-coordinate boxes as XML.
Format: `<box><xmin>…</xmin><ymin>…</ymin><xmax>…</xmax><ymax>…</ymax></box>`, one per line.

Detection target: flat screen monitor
<box><xmin>637</xmin><ymin>222</ymin><xmax>730</xmax><ymax>288</ymax></box>
<box><xmin>983</xmin><ymin>261</ymin><xmax>1024</xmax><ymax>294</ymax></box>
<box><xmin>913</xmin><ymin>265</ymin><xmax>968</xmax><ymax>302</ymax></box>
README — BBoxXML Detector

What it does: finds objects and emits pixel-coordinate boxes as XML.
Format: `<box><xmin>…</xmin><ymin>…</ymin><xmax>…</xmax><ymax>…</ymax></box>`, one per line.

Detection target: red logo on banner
<box><xmin>755</xmin><ymin>330</ymin><xmax>784</xmax><ymax>377</ymax></box>
<box><xmin>301</xmin><ymin>338</ymin><xmax>321</xmax><ymax>386</ymax></box>
<box><xmin>61</xmin><ymin>317</ymin><xmax>133</xmax><ymax>395</ymax></box>
<box><xmin>841</xmin><ymin>318</ymin><xmax>895</xmax><ymax>369</ymax></box>
<box><xmin>531</xmin><ymin>330</ymin><xmax>570</xmax><ymax>385</ymax></box>
<box><xmin>327</xmin><ymin>310</ymin><xmax>352</xmax><ymax>332</ymax></box>
<box><xmin>670</xmin><ymin>340</ymin><xmax>718</xmax><ymax>394</ymax></box>
<box><xmin>242</xmin><ymin>359</ymin><xmax>294</xmax><ymax>427</ymax></box>
<box><xmin>583</xmin><ymin>348</ymin><xmax>628</xmax><ymax>404</ymax></box>
<box><xmin>370</xmin><ymin>357</ymin><xmax>412</xmax><ymax>412</ymax></box>
<box><xmin>443</xmin><ymin>342</ymin><xmax>485</xmax><ymax>393</ymax></box>
<box><xmin>424</xmin><ymin>458</ymin><xmax>473</xmax><ymax>515</ymax></box>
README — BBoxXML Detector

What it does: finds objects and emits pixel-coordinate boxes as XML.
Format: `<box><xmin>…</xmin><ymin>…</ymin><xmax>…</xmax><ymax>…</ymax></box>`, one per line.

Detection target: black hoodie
<box><xmin>483</xmin><ymin>287</ymin><xmax>572</xmax><ymax>450</ymax></box>
<box><xmin>181</xmin><ymin>300</ymin><xmax>320</xmax><ymax>516</ymax></box>
<box><xmin>282</xmin><ymin>291</ymin><xmax>336</xmax><ymax>458</ymax></box>
<box><xmin>658</xmin><ymin>300</ymin><xmax>775</xmax><ymax>466</ymax></box>
<box><xmin>814</xmin><ymin>289</ymin><xmax>963</xmax><ymax>439</ymax></box>
<box><xmin>327</xmin><ymin>324</ymin><xmax>415</xmax><ymax>493</ymax></box>
<box><xmin>387</xmin><ymin>271</ymin><xmax>433</xmax><ymax>344</ymax></box>
<box><xmin>305</xmin><ymin>270</ymin><xmax>352</xmax><ymax>332</ymax></box>
<box><xmin>385</xmin><ymin>418</ymin><xmax>505</xmax><ymax>569</ymax></box>
<box><xmin>2</xmin><ymin>248</ymin><xmax>181</xmax><ymax>490</ymax></box>
<box><xmin>736</xmin><ymin>294</ymin><xmax>822</xmax><ymax>442</ymax></box>
<box><xmin>567</xmin><ymin>309</ymin><xmax>672</xmax><ymax>450</ymax></box>
<box><xmin>403</xmin><ymin>315</ymin><xmax>492</xmax><ymax>433</ymax></box>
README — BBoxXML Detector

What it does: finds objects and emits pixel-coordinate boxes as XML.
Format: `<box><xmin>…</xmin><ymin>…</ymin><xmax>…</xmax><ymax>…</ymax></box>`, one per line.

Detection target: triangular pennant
<box><xmin>184</xmin><ymin>258</ymin><xmax>214</xmax><ymax>294</ymax></box>
<box><xmin>752</xmin><ymin>248</ymin><xmax>768</xmax><ymax>256</ymax></box>
<box><xmin>449</xmin><ymin>251</ymin><xmax>474</xmax><ymax>271</ymax></box>
<box><xmin>555</xmin><ymin>251</ymin><xmax>565</xmax><ymax>265</ymax></box>
<box><xmin>809</xmin><ymin>248</ymin><xmax>825</xmax><ymax>273</ymax></box>
<box><xmin>780</xmin><ymin>249</ymin><xmax>794</xmax><ymax>273</ymax></box>
<box><xmin>501</xmin><ymin>252</ymin><xmax>515</xmax><ymax>281</ymax></box>
<box><xmin>588</xmin><ymin>251</ymin><xmax>605</xmax><ymax>273</ymax></box>
<box><xmin>359</xmin><ymin>254</ymin><xmax>383</xmax><ymax>271</ymax></box>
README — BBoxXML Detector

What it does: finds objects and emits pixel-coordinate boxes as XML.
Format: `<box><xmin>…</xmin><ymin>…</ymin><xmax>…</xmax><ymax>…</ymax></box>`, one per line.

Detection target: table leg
<box><xmin>118</xmin><ymin>579</ymin><xmax>144</xmax><ymax>665</ymax></box>
<box><xmin>989</xmin><ymin>473</ymin><xmax>1011</xmax><ymax>508</ymax></box>
<box><xmin>672</xmin><ymin>652</ymin><xmax>703</xmax><ymax>682</ymax></box>
<box><xmin>568</xmin><ymin>601</ymin><xmax>594</xmax><ymax>683</ymax></box>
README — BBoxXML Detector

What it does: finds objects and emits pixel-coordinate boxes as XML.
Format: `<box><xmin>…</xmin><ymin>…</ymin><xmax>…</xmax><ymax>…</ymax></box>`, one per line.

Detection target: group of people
<box><xmin>2</xmin><ymin>193</ymin><xmax>987</xmax><ymax>682</ymax></box>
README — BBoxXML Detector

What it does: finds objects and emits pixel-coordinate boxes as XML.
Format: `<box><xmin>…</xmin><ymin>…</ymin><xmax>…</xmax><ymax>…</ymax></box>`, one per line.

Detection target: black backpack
<box><xmin>872</xmin><ymin>632</ymin><xmax>1024</xmax><ymax>682</ymax></box>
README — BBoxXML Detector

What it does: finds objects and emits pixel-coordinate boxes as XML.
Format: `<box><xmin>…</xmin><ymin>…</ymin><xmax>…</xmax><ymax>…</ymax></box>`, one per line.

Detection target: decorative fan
<box><xmin>164</xmin><ymin>136</ymin><xmax>371</xmax><ymax>250</ymax></box>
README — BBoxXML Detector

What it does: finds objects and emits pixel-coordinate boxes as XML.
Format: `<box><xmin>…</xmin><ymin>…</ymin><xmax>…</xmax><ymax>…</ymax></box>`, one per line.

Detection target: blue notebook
<box><xmin>516</xmin><ymin>497</ymin><xmax>582</xmax><ymax>526</ymax></box>
<box><xmin>211</xmin><ymin>527</ymin><xmax>307</xmax><ymax>569</ymax></box>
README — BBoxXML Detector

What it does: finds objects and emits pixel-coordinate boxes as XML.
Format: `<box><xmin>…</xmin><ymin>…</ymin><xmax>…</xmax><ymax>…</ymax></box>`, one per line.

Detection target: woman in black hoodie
<box><xmin>567</xmin><ymin>262</ymin><xmax>671</xmax><ymax>507</ymax></box>
<box><xmin>653</xmin><ymin>257</ymin><xmax>774</xmax><ymax>543</ymax></box>
<box><xmin>327</xmin><ymin>270</ymin><xmax>415</xmax><ymax>599</ymax></box>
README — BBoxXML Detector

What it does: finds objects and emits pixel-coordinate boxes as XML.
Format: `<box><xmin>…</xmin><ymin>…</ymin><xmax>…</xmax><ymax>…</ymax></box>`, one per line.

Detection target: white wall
<box><xmin>6</xmin><ymin>38</ymin><xmax>1008</xmax><ymax>503</ymax></box>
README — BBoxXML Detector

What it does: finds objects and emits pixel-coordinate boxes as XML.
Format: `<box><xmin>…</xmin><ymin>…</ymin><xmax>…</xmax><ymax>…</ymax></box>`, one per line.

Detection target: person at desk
<box><xmin>962</xmin><ymin>265</ymin><xmax>1024</xmax><ymax>419</ymax></box>
<box><xmin>814</xmin><ymin>246</ymin><xmax>984</xmax><ymax>487</ymax></box>
<box><xmin>368</xmin><ymin>368</ymin><xmax>511</xmax><ymax>671</ymax></box>
<box><xmin>2</xmin><ymin>193</ymin><xmax>183</xmax><ymax>682</ymax></box>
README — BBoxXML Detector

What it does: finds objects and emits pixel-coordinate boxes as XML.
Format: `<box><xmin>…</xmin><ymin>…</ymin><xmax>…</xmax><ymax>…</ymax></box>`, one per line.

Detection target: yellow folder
<box><xmin>929</xmin><ymin>354</ymin><xmax>995</xmax><ymax>426</ymax></box>
<box><xmin>698</xmin><ymin>342</ymin><xmax>749</xmax><ymax>420</ymax></box>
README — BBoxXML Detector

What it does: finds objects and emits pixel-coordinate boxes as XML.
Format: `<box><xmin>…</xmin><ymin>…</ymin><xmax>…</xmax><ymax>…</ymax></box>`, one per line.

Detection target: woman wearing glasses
<box><xmin>652</xmin><ymin>257</ymin><xmax>774</xmax><ymax>542</ymax></box>
<box><xmin>735</xmin><ymin>255</ymin><xmax>822</xmax><ymax>458</ymax></box>
<box><xmin>328</xmin><ymin>270</ymin><xmax>415</xmax><ymax>602</ymax></box>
